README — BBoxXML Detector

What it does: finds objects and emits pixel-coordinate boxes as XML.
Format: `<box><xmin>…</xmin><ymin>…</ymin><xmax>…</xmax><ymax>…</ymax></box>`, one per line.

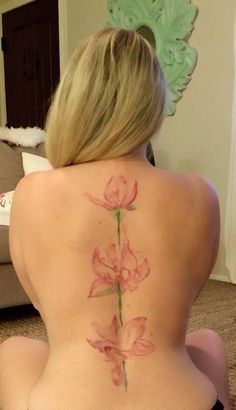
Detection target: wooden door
<box><xmin>2</xmin><ymin>0</ymin><xmax>60</xmax><ymax>128</ymax></box>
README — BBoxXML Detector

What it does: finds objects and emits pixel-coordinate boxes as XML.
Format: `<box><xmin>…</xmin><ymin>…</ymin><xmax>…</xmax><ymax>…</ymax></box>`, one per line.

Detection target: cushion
<box><xmin>0</xmin><ymin>225</ymin><xmax>11</xmax><ymax>263</ymax></box>
<box><xmin>0</xmin><ymin>126</ymin><xmax>45</xmax><ymax>147</ymax></box>
<box><xmin>0</xmin><ymin>141</ymin><xmax>24</xmax><ymax>193</ymax></box>
<box><xmin>13</xmin><ymin>142</ymin><xmax>46</xmax><ymax>157</ymax></box>
<box><xmin>0</xmin><ymin>141</ymin><xmax>46</xmax><ymax>193</ymax></box>
<box><xmin>0</xmin><ymin>141</ymin><xmax>46</xmax><ymax>264</ymax></box>
<box><xmin>22</xmin><ymin>152</ymin><xmax>52</xmax><ymax>175</ymax></box>
<box><xmin>0</xmin><ymin>190</ymin><xmax>14</xmax><ymax>226</ymax></box>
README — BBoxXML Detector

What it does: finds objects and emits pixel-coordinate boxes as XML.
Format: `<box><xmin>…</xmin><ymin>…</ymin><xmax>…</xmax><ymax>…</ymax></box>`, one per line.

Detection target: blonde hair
<box><xmin>45</xmin><ymin>28</ymin><xmax>166</xmax><ymax>168</ymax></box>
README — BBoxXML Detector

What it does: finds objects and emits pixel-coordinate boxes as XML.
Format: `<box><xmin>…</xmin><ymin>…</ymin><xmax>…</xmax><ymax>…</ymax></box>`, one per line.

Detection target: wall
<box><xmin>154</xmin><ymin>0</ymin><xmax>235</xmax><ymax>281</ymax></box>
<box><xmin>0</xmin><ymin>0</ymin><xmax>33</xmax><ymax>14</ymax></box>
<box><xmin>0</xmin><ymin>14</ymin><xmax>2</xmax><ymax>126</ymax></box>
<box><xmin>66</xmin><ymin>0</ymin><xmax>108</xmax><ymax>58</ymax></box>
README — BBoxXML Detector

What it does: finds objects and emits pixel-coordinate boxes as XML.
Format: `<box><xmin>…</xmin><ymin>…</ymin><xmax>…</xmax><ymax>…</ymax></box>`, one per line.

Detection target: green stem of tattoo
<box><xmin>117</xmin><ymin>282</ymin><xmax>123</xmax><ymax>327</ymax></box>
<box><xmin>115</xmin><ymin>208</ymin><xmax>127</xmax><ymax>391</ymax></box>
<box><xmin>122</xmin><ymin>361</ymin><xmax>128</xmax><ymax>391</ymax></box>
<box><xmin>115</xmin><ymin>208</ymin><xmax>121</xmax><ymax>247</ymax></box>
<box><xmin>115</xmin><ymin>208</ymin><xmax>123</xmax><ymax>326</ymax></box>
<box><xmin>116</xmin><ymin>284</ymin><xmax>127</xmax><ymax>391</ymax></box>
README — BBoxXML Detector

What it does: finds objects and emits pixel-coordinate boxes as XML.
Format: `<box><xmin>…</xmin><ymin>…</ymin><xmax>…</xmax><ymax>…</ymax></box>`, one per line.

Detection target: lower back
<box><xmin>28</xmin><ymin>341</ymin><xmax>217</xmax><ymax>410</ymax></box>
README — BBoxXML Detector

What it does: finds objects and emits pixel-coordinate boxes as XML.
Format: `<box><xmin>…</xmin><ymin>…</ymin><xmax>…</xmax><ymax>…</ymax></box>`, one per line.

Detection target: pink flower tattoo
<box><xmin>88</xmin><ymin>240</ymin><xmax>150</xmax><ymax>298</ymax></box>
<box><xmin>86</xmin><ymin>175</ymin><xmax>152</xmax><ymax>390</ymax></box>
<box><xmin>87</xmin><ymin>175</ymin><xmax>137</xmax><ymax>211</ymax></box>
<box><xmin>87</xmin><ymin>315</ymin><xmax>156</xmax><ymax>387</ymax></box>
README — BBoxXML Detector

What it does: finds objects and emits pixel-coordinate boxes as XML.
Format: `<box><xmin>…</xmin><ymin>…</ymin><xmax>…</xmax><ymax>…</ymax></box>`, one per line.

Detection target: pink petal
<box><xmin>92</xmin><ymin>316</ymin><xmax>119</xmax><ymax>343</ymax></box>
<box><xmin>86</xmin><ymin>192</ymin><xmax>115</xmax><ymax>210</ymax></box>
<box><xmin>127</xmin><ymin>339</ymin><xmax>156</xmax><ymax>356</ymax></box>
<box><xmin>120</xmin><ymin>273</ymin><xmax>138</xmax><ymax>292</ymax></box>
<box><xmin>134</xmin><ymin>259</ymin><xmax>150</xmax><ymax>282</ymax></box>
<box><xmin>88</xmin><ymin>278</ymin><xmax>116</xmax><ymax>297</ymax></box>
<box><xmin>120</xmin><ymin>244</ymin><xmax>150</xmax><ymax>291</ymax></box>
<box><xmin>104</xmin><ymin>346</ymin><xmax>116</xmax><ymax>362</ymax></box>
<box><xmin>112</xmin><ymin>315</ymin><xmax>120</xmax><ymax>338</ymax></box>
<box><xmin>111</xmin><ymin>365</ymin><xmax>124</xmax><ymax>386</ymax></box>
<box><xmin>92</xmin><ymin>248</ymin><xmax>117</xmax><ymax>281</ymax></box>
<box><xmin>104</xmin><ymin>346</ymin><xmax>126</xmax><ymax>387</ymax></box>
<box><xmin>106</xmin><ymin>243</ymin><xmax>121</xmax><ymax>271</ymax></box>
<box><xmin>104</xmin><ymin>176</ymin><xmax>128</xmax><ymax>208</ymax></box>
<box><xmin>120</xmin><ymin>241</ymin><xmax>139</xmax><ymax>291</ymax></box>
<box><xmin>104</xmin><ymin>346</ymin><xmax>127</xmax><ymax>363</ymax></box>
<box><xmin>87</xmin><ymin>338</ymin><xmax>112</xmax><ymax>353</ymax></box>
<box><xmin>123</xmin><ymin>317</ymin><xmax>147</xmax><ymax>350</ymax></box>
<box><xmin>123</xmin><ymin>181</ymin><xmax>138</xmax><ymax>208</ymax></box>
<box><xmin>121</xmin><ymin>240</ymin><xmax>137</xmax><ymax>271</ymax></box>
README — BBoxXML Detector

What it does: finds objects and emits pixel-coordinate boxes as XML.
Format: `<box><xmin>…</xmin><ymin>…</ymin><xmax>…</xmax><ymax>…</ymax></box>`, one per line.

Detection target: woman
<box><xmin>0</xmin><ymin>28</ymin><xmax>230</xmax><ymax>409</ymax></box>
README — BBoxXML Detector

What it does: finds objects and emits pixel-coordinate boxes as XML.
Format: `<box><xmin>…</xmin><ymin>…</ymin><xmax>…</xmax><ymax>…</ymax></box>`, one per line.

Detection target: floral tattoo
<box><xmin>86</xmin><ymin>175</ymin><xmax>155</xmax><ymax>390</ymax></box>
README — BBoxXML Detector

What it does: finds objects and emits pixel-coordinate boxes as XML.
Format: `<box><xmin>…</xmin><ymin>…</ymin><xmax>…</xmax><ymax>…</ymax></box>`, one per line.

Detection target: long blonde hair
<box><xmin>45</xmin><ymin>28</ymin><xmax>166</xmax><ymax>168</ymax></box>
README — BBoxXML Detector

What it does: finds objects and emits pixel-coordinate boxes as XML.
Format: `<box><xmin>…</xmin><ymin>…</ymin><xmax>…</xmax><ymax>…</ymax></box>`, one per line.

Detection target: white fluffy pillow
<box><xmin>0</xmin><ymin>127</ymin><xmax>45</xmax><ymax>147</ymax></box>
<box><xmin>22</xmin><ymin>152</ymin><xmax>53</xmax><ymax>175</ymax></box>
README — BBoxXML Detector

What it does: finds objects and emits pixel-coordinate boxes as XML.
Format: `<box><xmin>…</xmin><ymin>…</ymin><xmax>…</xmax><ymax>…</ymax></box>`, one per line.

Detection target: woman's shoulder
<box><xmin>11</xmin><ymin>169</ymin><xmax>66</xmax><ymax>222</ymax></box>
<box><xmin>154</xmin><ymin>169</ymin><xmax>219</xmax><ymax>210</ymax></box>
<box><xmin>180</xmin><ymin>172</ymin><xmax>219</xmax><ymax>219</ymax></box>
<box><xmin>14</xmin><ymin>168</ymin><xmax>66</xmax><ymax>200</ymax></box>
<box><xmin>152</xmin><ymin>169</ymin><xmax>220</xmax><ymax>247</ymax></box>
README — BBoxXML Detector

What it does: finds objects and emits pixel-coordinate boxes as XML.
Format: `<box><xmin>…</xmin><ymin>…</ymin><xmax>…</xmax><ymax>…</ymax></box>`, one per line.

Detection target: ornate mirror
<box><xmin>107</xmin><ymin>0</ymin><xmax>198</xmax><ymax>116</ymax></box>
<box><xmin>137</xmin><ymin>25</ymin><xmax>156</xmax><ymax>49</ymax></box>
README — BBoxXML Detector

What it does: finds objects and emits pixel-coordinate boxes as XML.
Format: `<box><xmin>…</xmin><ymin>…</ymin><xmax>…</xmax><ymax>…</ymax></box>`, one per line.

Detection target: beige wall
<box><xmin>66</xmin><ymin>0</ymin><xmax>108</xmax><ymax>58</ymax></box>
<box><xmin>0</xmin><ymin>0</ymin><xmax>33</xmax><ymax>14</ymax></box>
<box><xmin>154</xmin><ymin>0</ymin><xmax>235</xmax><ymax>281</ymax></box>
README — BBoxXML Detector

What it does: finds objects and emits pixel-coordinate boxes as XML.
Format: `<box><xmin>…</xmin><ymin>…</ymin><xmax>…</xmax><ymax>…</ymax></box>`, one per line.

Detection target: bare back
<box><xmin>9</xmin><ymin>156</ymin><xmax>219</xmax><ymax>410</ymax></box>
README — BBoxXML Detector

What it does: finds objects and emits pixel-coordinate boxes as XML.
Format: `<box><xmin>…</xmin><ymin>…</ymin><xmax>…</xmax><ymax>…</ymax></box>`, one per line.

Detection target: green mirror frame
<box><xmin>107</xmin><ymin>0</ymin><xmax>198</xmax><ymax>116</ymax></box>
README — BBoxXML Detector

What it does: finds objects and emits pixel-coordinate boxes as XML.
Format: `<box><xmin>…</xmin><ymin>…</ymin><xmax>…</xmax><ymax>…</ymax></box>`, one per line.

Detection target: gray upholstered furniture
<box><xmin>0</xmin><ymin>141</ymin><xmax>45</xmax><ymax>309</ymax></box>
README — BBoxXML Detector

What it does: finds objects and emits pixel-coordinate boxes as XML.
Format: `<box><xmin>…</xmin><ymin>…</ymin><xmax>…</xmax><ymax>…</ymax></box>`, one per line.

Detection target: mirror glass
<box><xmin>137</xmin><ymin>26</ymin><xmax>156</xmax><ymax>49</ymax></box>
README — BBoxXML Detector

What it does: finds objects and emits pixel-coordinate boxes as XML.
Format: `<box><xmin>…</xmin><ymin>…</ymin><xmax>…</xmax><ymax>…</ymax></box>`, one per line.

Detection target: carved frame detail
<box><xmin>107</xmin><ymin>0</ymin><xmax>198</xmax><ymax>116</ymax></box>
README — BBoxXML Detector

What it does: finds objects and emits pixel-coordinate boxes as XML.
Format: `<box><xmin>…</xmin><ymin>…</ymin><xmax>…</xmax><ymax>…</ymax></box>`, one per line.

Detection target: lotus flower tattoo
<box><xmin>87</xmin><ymin>315</ymin><xmax>156</xmax><ymax>387</ymax></box>
<box><xmin>87</xmin><ymin>175</ymin><xmax>137</xmax><ymax>211</ymax></box>
<box><xmin>88</xmin><ymin>240</ymin><xmax>150</xmax><ymax>298</ymax></box>
<box><xmin>86</xmin><ymin>175</ymin><xmax>154</xmax><ymax>390</ymax></box>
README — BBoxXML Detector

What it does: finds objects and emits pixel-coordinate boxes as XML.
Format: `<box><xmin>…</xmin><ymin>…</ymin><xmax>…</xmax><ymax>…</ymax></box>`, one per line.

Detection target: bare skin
<box><xmin>1</xmin><ymin>149</ymin><xmax>230</xmax><ymax>409</ymax></box>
